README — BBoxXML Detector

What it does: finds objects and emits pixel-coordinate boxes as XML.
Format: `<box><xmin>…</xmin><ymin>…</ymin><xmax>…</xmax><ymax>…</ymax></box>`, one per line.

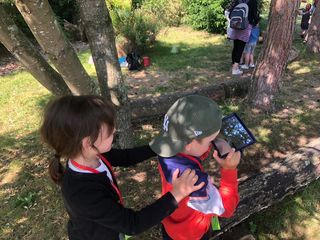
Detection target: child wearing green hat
<box><xmin>149</xmin><ymin>95</ymin><xmax>241</xmax><ymax>240</ymax></box>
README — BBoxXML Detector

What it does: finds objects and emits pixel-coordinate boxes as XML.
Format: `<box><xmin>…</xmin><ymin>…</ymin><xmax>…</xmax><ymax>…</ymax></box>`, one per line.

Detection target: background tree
<box><xmin>77</xmin><ymin>0</ymin><xmax>133</xmax><ymax>147</ymax></box>
<box><xmin>15</xmin><ymin>0</ymin><xmax>96</xmax><ymax>95</ymax></box>
<box><xmin>248</xmin><ymin>0</ymin><xmax>300</xmax><ymax>111</ymax></box>
<box><xmin>0</xmin><ymin>5</ymin><xmax>70</xmax><ymax>96</ymax></box>
<box><xmin>305</xmin><ymin>4</ymin><xmax>320</xmax><ymax>53</ymax></box>
<box><xmin>0</xmin><ymin>0</ymin><xmax>134</xmax><ymax>147</ymax></box>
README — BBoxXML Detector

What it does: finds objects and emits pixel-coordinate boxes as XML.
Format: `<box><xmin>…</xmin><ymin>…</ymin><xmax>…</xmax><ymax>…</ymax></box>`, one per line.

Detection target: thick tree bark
<box><xmin>305</xmin><ymin>5</ymin><xmax>320</xmax><ymax>53</ymax></box>
<box><xmin>77</xmin><ymin>0</ymin><xmax>133</xmax><ymax>148</ymax></box>
<box><xmin>248</xmin><ymin>0</ymin><xmax>299</xmax><ymax>111</ymax></box>
<box><xmin>0</xmin><ymin>5</ymin><xmax>70</xmax><ymax>96</ymax></box>
<box><xmin>15</xmin><ymin>0</ymin><xmax>96</xmax><ymax>95</ymax></box>
<box><xmin>76</xmin><ymin>0</ymin><xmax>110</xmax><ymax>98</ymax></box>
<box><xmin>130</xmin><ymin>78</ymin><xmax>250</xmax><ymax>121</ymax></box>
<box><xmin>212</xmin><ymin>138</ymin><xmax>320</xmax><ymax>238</ymax></box>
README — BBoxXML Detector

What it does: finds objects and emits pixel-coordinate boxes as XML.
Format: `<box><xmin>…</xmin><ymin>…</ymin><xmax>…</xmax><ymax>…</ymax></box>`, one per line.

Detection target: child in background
<box><xmin>299</xmin><ymin>3</ymin><xmax>312</xmax><ymax>38</ymax></box>
<box><xmin>240</xmin><ymin>24</ymin><xmax>260</xmax><ymax>69</ymax></box>
<box><xmin>149</xmin><ymin>95</ymin><xmax>241</xmax><ymax>240</ymax></box>
<box><xmin>40</xmin><ymin>95</ymin><xmax>205</xmax><ymax>240</ymax></box>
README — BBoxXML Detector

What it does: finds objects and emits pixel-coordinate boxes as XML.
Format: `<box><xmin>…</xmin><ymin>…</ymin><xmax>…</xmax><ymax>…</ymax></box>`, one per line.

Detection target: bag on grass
<box><xmin>126</xmin><ymin>52</ymin><xmax>143</xmax><ymax>71</ymax></box>
<box><xmin>230</xmin><ymin>0</ymin><xmax>249</xmax><ymax>30</ymax></box>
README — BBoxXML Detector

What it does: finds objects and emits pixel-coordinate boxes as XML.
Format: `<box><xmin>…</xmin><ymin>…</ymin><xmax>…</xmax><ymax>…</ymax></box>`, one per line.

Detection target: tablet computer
<box><xmin>212</xmin><ymin>113</ymin><xmax>256</xmax><ymax>158</ymax></box>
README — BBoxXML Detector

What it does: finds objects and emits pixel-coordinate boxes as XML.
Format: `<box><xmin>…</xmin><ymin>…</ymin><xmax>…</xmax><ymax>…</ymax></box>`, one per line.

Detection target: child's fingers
<box><xmin>172</xmin><ymin>168</ymin><xmax>180</xmax><ymax>181</ymax></box>
<box><xmin>225</xmin><ymin>148</ymin><xmax>236</xmax><ymax>161</ymax></box>
<box><xmin>192</xmin><ymin>181</ymin><xmax>205</xmax><ymax>191</ymax></box>
<box><xmin>213</xmin><ymin>150</ymin><xmax>223</xmax><ymax>165</ymax></box>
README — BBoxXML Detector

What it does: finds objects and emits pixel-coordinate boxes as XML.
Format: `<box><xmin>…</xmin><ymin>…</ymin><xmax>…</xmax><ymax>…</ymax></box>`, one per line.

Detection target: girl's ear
<box><xmin>81</xmin><ymin>137</ymin><xmax>92</xmax><ymax>152</ymax></box>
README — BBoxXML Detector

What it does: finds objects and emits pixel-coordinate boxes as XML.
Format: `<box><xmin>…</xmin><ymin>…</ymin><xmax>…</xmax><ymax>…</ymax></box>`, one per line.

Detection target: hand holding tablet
<box><xmin>212</xmin><ymin>113</ymin><xmax>256</xmax><ymax>158</ymax></box>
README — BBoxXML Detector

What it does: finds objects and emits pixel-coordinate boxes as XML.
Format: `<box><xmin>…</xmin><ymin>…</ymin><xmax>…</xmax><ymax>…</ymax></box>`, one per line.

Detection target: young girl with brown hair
<box><xmin>40</xmin><ymin>95</ymin><xmax>204</xmax><ymax>240</ymax></box>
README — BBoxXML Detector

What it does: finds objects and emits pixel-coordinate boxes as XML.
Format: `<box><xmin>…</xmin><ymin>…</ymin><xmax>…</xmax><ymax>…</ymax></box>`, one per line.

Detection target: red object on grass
<box><xmin>143</xmin><ymin>56</ymin><xmax>151</xmax><ymax>67</ymax></box>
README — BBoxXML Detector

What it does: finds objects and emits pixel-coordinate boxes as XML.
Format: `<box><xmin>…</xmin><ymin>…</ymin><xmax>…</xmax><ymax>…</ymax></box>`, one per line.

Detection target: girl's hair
<box><xmin>306</xmin><ymin>3</ymin><xmax>312</xmax><ymax>11</ymax></box>
<box><xmin>40</xmin><ymin>95</ymin><xmax>115</xmax><ymax>185</ymax></box>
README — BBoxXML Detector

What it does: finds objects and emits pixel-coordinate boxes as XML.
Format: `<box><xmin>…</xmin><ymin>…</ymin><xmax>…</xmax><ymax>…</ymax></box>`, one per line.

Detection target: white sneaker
<box><xmin>249</xmin><ymin>64</ymin><xmax>255</xmax><ymax>68</ymax></box>
<box><xmin>232</xmin><ymin>68</ymin><xmax>243</xmax><ymax>75</ymax></box>
<box><xmin>240</xmin><ymin>64</ymin><xmax>249</xmax><ymax>70</ymax></box>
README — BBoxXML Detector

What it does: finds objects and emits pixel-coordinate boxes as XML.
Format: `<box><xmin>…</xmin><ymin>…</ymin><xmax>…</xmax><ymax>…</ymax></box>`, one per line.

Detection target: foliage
<box><xmin>140</xmin><ymin>0</ymin><xmax>185</xmax><ymax>27</ymax></box>
<box><xmin>182</xmin><ymin>0</ymin><xmax>229</xmax><ymax>34</ymax></box>
<box><xmin>182</xmin><ymin>0</ymin><xmax>268</xmax><ymax>34</ymax></box>
<box><xmin>48</xmin><ymin>0</ymin><xmax>79</xmax><ymax>24</ymax></box>
<box><xmin>106</xmin><ymin>0</ymin><xmax>132</xmax><ymax>9</ymax></box>
<box><xmin>14</xmin><ymin>192</ymin><xmax>37</xmax><ymax>209</ymax></box>
<box><xmin>109</xmin><ymin>4</ymin><xmax>160</xmax><ymax>52</ymax></box>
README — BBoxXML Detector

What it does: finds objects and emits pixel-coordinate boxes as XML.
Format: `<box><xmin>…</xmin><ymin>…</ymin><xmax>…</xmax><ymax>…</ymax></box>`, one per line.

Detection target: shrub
<box><xmin>48</xmin><ymin>0</ymin><xmax>79</xmax><ymax>24</ymax></box>
<box><xmin>110</xmin><ymin>6</ymin><xmax>160</xmax><ymax>52</ymax></box>
<box><xmin>183</xmin><ymin>0</ymin><xmax>267</xmax><ymax>34</ymax></box>
<box><xmin>140</xmin><ymin>0</ymin><xmax>185</xmax><ymax>27</ymax></box>
<box><xmin>182</xmin><ymin>0</ymin><xmax>229</xmax><ymax>34</ymax></box>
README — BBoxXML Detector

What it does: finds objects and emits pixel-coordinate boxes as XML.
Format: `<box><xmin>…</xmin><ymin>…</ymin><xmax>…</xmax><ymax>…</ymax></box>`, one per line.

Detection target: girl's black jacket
<box><xmin>61</xmin><ymin>145</ymin><xmax>178</xmax><ymax>240</ymax></box>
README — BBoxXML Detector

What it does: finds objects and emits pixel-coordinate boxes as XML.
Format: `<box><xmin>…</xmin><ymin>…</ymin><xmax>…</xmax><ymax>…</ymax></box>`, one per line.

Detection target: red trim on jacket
<box><xmin>70</xmin><ymin>156</ymin><xmax>124</xmax><ymax>205</ymax></box>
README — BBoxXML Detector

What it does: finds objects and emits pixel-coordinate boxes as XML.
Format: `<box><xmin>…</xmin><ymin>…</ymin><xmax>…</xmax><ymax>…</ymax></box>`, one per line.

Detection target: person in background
<box><xmin>227</xmin><ymin>0</ymin><xmax>260</xmax><ymax>75</ymax></box>
<box><xmin>240</xmin><ymin>23</ymin><xmax>260</xmax><ymax>69</ymax></box>
<box><xmin>299</xmin><ymin>3</ymin><xmax>312</xmax><ymax>38</ymax></box>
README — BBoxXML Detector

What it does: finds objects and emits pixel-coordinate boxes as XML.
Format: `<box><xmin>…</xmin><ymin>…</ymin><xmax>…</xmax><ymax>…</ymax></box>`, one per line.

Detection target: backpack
<box><xmin>126</xmin><ymin>52</ymin><xmax>143</xmax><ymax>71</ymax></box>
<box><xmin>229</xmin><ymin>0</ymin><xmax>249</xmax><ymax>30</ymax></box>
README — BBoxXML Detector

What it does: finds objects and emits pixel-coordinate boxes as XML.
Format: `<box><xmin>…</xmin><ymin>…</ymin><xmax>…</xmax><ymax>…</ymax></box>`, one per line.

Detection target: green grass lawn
<box><xmin>0</xmin><ymin>25</ymin><xmax>319</xmax><ymax>240</ymax></box>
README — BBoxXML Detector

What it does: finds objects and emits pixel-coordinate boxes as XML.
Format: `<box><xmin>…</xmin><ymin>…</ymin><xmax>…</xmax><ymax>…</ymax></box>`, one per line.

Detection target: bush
<box><xmin>182</xmin><ymin>0</ymin><xmax>229</xmax><ymax>34</ymax></box>
<box><xmin>110</xmin><ymin>6</ymin><xmax>160</xmax><ymax>52</ymax></box>
<box><xmin>183</xmin><ymin>0</ymin><xmax>267</xmax><ymax>34</ymax></box>
<box><xmin>48</xmin><ymin>0</ymin><xmax>79</xmax><ymax>24</ymax></box>
<box><xmin>140</xmin><ymin>0</ymin><xmax>185</xmax><ymax>27</ymax></box>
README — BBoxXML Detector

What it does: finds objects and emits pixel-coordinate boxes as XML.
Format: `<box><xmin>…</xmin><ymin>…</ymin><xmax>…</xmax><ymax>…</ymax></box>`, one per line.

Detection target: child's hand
<box><xmin>213</xmin><ymin>148</ymin><xmax>240</xmax><ymax>170</ymax></box>
<box><xmin>170</xmin><ymin>168</ymin><xmax>205</xmax><ymax>203</ymax></box>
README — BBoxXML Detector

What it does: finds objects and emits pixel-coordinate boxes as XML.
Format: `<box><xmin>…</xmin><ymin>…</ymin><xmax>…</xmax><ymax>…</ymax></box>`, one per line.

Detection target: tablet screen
<box><xmin>220</xmin><ymin>113</ymin><xmax>256</xmax><ymax>151</ymax></box>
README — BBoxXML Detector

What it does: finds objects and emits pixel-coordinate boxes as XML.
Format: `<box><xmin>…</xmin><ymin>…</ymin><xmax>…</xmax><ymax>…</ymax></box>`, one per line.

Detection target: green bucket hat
<box><xmin>149</xmin><ymin>95</ymin><xmax>222</xmax><ymax>157</ymax></box>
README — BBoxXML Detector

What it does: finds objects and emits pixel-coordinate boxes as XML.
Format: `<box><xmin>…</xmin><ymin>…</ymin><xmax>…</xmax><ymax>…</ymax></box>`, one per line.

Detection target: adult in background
<box><xmin>227</xmin><ymin>0</ymin><xmax>260</xmax><ymax>75</ymax></box>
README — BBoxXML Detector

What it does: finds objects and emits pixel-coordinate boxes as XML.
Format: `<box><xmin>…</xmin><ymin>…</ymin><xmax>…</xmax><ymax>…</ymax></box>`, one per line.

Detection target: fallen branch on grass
<box><xmin>212</xmin><ymin>138</ymin><xmax>320</xmax><ymax>239</ymax></box>
<box><xmin>130</xmin><ymin>78</ymin><xmax>250</xmax><ymax>122</ymax></box>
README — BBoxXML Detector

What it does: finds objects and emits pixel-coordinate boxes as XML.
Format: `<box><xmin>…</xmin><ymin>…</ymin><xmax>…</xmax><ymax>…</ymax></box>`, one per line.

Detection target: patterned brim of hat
<box><xmin>149</xmin><ymin>95</ymin><xmax>222</xmax><ymax>157</ymax></box>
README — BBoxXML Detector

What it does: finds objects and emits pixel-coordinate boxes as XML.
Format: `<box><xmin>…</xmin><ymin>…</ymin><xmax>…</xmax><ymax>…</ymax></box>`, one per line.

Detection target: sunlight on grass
<box><xmin>78</xmin><ymin>49</ymin><xmax>97</xmax><ymax>77</ymax></box>
<box><xmin>146</xmin><ymin>26</ymin><xmax>231</xmax><ymax>71</ymax></box>
<box><xmin>157</xmin><ymin>26</ymin><xmax>225</xmax><ymax>46</ymax></box>
<box><xmin>251</xmin><ymin>180</ymin><xmax>320</xmax><ymax>240</ymax></box>
<box><xmin>287</xmin><ymin>62</ymin><xmax>312</xmax><ymax>74</ymax></box>
<box><xmin>0</xmin><ymin>160</ymin><xmax>23</xmax><ymax>185</ymax></box>
<box><xmin>0</xmin><ymin>71</ymin><xmax>50</xmax><ymax>136</ymax></box>
<box><xmin>256</xmin><ymin>127</ymin><xmax>271</xmax><ymax>143</ymax></box>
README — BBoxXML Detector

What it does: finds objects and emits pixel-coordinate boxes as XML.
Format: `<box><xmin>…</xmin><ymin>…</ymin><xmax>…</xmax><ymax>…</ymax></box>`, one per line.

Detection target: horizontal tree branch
<box><xmin>213</xmin><ymin>138</ymin><xmax>320</xmax><ymax>238</ymax></box>
<box><xmin>130</xmin><ymin>78</ymin><xmax>250</xmax><ymax>122</ymax></box>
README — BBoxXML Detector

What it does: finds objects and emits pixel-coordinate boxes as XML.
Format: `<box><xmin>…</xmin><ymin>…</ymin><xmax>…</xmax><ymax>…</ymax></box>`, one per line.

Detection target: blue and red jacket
<box><xmin>158</xmin><ymin>152</ymin><xmax>239</xmax><ymax>240</ymax></box>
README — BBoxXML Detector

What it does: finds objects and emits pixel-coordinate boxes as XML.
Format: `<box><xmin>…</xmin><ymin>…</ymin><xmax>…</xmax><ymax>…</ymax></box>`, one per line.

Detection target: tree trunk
<box><xmin>212</xmin><ymin>138</ymin><xmax>320</xmax><ymax>238</ymax></box>
<box><xmin>130</xmin><ymin>78</ymin><xmax>250</xmax><ymax>122</ymax></box>
<box><xmin>247</xmin><ymin>0</ymin><xmax>299</xmax><ymax>111</ymax></box>
<box><xmin>15</xmin><ymin>0</ymin><xmax>96</xmax><ymax>95</ymax></box>
<box><xmin>75</xmin><ymin>0</ymin><xmax>110</xmax><ymax>98</ymax></box>
<box><xmin>77</xmin><ymin>0</ymin><xmax>133</xmax><ymax>148</ymax></box>
<box><xmin>0</xmin><ymin>5</ymin><xmax>70</xmax><ymax>96</ymax></box>
<box><xmin>305</xmin><ymin>5</ymin><xmax>320</xmax><ymax>53</ymax></box>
